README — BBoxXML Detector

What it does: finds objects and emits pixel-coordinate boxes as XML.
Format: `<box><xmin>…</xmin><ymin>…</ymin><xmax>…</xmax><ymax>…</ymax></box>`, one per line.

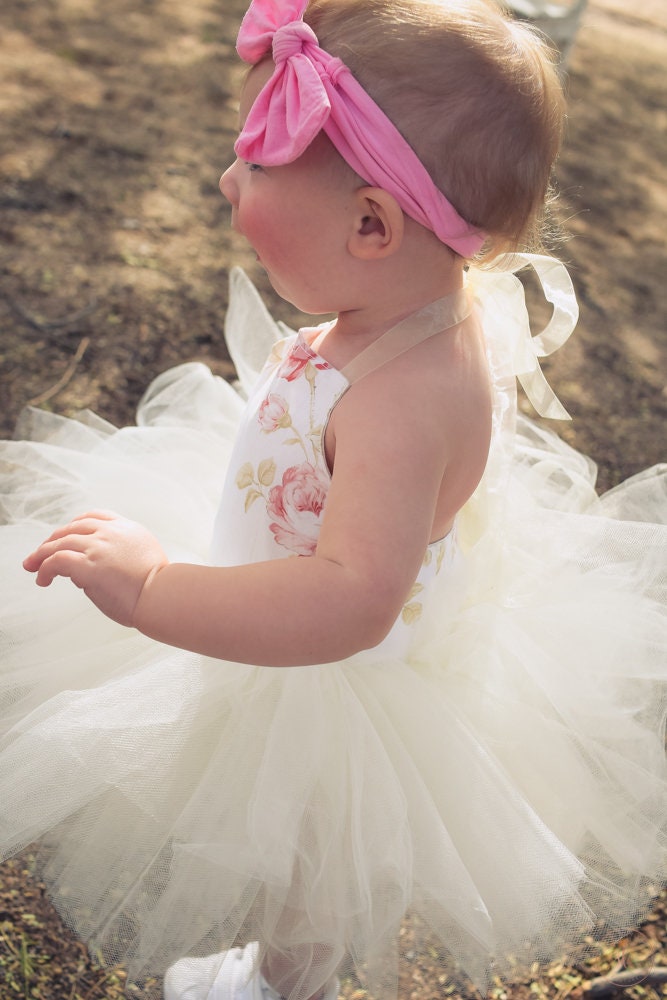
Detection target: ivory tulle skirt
<box><xmin>0</xmin><ymin>273</ymin><xmax>666</xmax><ymax>997</ymax></box>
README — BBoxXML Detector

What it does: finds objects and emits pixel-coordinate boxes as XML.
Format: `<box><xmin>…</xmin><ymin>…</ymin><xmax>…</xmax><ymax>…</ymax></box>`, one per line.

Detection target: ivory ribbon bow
<box><xmin>472</xmin><ymin>253</ymin><xmax>578</xmax><ymax>420</ymax></box>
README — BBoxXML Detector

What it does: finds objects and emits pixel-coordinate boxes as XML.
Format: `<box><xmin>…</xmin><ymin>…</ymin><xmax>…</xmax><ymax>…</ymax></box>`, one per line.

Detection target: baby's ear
<box><xmin>348</xmin><ymin>187</ymin><xmax>405</xmax><ymax>260</ymax></box>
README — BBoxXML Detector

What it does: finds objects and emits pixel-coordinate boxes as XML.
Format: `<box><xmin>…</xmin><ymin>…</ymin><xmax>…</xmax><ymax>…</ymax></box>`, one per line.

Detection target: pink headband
<box><xmin>234</xmin><ymin>0</ymin><xmax>487</xmax><ymax>258</ymax></box>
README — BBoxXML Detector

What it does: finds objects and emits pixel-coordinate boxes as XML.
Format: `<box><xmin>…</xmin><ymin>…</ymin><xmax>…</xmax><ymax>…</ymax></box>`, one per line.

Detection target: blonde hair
<box><xmin>304</xmin><ymin>0</ymin><xmax>566</xmax><ymax>258</ymax></box>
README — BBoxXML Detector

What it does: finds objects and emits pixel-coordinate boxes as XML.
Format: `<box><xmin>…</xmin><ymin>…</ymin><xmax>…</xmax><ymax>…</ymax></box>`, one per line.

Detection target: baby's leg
<box><xmin>261</xmin><ymin>943</ymin><xmax>339</xmax><ymax>1000</ymax></box>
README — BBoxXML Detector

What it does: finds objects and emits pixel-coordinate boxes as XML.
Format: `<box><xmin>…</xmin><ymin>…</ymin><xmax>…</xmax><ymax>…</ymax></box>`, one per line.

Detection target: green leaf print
<box><xmin>244</xmin><ymin>488</ymin><xmax>263</xmax><ymax>512</ymax></box>
<box><xmin>258</xmin><ymin>459</ymin><xmax>277</xmax><ymax>487</ymax></box>
<box><xmin>236</xmin><ymin>463</ymin><xmax>254</xmax><ymax>490</ymax></box>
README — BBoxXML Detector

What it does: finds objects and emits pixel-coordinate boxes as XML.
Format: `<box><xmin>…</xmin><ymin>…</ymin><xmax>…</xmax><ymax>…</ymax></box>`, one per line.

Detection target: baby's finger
<box><xmin>34</xmin><ymin>549</ymin><xmax>89</xmax><ymax>588</ymax></box>
<box><xmin>24</xmin><ymin>515</ymin><xmax>113</xmax><ymax>565</ymax></box>
<box><xmin>42</xmin><ymin>510</ymin><xmax>119</xmax><ymax>543</ymax></box>
<box><xmin>47</xmin><ymin>513</ymin><xmax>118</xmax><ymax>540</ymax></box>
<box><xmin>69</xmin><ymin>509</ymin><xmax>119</xmax><ymax>524</ymax></box>
<box><xmin>24</xmin><ymin>532</ymin><xmax>93</xmax><ymax>573</ymax></box>
<box><xmin>23</xmin><ymin>544</ymin><xmax>53</xmax><ymax>572</ymax></box>
<box><xmin>50</xmin><ymin>516</ymin><xmax>115</xmax><ymax>539</ymax></box>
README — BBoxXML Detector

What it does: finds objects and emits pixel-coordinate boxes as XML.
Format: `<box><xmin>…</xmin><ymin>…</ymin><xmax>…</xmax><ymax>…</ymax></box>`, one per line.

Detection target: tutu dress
<box><xmin>0</xmin><ymin>257</ymin><xmax>666</xmax><ymax>997</ymax></box>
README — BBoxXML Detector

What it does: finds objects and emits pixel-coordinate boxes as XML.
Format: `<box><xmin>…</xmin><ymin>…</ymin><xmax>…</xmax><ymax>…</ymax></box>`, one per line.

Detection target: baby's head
<box><xmin>304</xmin><ymin>0</ymin><xmax>565</xmax><ymax>258</ymax></box>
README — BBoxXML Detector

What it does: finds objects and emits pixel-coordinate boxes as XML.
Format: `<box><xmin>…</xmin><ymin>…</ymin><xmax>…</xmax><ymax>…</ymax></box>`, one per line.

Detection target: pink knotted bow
<box><xmin>235</xmin><ymin>0</ymin><xmax>486</xmax><ymax>257</ymax></box>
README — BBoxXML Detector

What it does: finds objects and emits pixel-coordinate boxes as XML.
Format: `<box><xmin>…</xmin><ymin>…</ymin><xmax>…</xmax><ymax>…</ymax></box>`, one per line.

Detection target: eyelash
<box><xmin>247</xmin><ymin>162</ymin><xmax>262</xmax><ymax>173</ymax></box>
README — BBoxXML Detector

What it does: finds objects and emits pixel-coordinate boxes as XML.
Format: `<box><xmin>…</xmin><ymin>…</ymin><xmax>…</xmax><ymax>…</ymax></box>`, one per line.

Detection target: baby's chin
<box><xmin>263</xmin><ymin>273</ymin><xmax>335</xmax><ymax>319</ymax></box>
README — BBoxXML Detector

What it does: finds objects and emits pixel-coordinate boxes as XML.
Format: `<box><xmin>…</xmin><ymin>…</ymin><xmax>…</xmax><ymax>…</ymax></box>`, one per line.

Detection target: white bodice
<box><xmin>210</xmin><ymin>329</ymin><xmax>454</xmax><ymax>660</ymax></box>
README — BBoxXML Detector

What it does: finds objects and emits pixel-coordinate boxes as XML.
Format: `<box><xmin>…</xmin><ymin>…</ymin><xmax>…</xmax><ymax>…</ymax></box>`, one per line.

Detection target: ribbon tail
<box><xmin>517</xmin><ymin>367</ymin><xmax>571</xmax><ymax>420</ymax></box>
<box><xmin>518</xmin><ymin>253</ymin><xmax>579</xmax><ymax>358</ymax></box>
<box><xmin>471</xmin><ymin>253</ymin><xmax>579</xmax><ymax>421</ymax></box>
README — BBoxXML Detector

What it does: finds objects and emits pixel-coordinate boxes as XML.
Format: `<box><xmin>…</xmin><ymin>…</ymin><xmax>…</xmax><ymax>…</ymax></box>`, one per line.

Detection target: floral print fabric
<box><xmin>212</xmin><ymin>330</ymin><xmax>453</xmax><ymax>658</ymax></box>
<box><xmin>235</xmin><ymin>336</ymin><xmax>334</xmax><ymax>557</ymax></box>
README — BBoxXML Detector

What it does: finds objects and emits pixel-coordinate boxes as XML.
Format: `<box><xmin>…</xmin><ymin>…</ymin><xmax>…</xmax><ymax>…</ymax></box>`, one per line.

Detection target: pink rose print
<box><xmin>267</xmin><ymin>462</ymin><xmax>329</xmax><ymax>556</ymax></box>
<box><xmin>278</xmin><ymin>340</ymin><xmax>330</xmax><ymax>382</ymax></box>
<box><xmin>258</xmin><ymin>393</ymin><xmax>291</xmax><ymax>432</ymax></box>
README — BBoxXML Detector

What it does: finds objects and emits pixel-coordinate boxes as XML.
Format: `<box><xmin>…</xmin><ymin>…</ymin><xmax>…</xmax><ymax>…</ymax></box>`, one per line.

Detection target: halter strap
<box><xmin>315</xmin><ymin>253</ymin><xmax>576</xmax><ymax>418</ymax></box>
<box><xmin>339</xmin><ymin>288</ymin><xmax>473</xmax><ymax>384</ymax></box>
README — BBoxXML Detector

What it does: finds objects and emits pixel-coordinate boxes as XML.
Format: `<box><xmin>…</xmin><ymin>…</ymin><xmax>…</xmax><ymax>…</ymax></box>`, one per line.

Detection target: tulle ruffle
<box><xmin>0</xmin><ymin>266</ymin><xmax>665</xmax><ymax>998</ymax></box>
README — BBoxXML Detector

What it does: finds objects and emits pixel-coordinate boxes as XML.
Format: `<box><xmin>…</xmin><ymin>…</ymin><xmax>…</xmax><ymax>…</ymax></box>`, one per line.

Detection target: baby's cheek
<box><xmin>243</xmin><ymin>203</ymin><xmax>278</xmax><ymax>245</ymax></box>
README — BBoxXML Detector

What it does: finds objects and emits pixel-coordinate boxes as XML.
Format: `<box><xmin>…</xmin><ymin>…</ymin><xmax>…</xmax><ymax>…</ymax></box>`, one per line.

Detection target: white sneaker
<box><xmin>164</xmin><ymin>942</ymin><xmax>262</xmax><ymax>1000</ymax></box>
<box><xmin>163</xmin><ymin>940</ymin><xmax>340</xmax><ymax>1000</ymax></box>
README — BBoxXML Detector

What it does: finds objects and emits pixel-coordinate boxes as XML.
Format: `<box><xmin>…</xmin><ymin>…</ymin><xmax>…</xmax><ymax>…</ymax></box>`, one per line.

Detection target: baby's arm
<box><xmin>141</xmin><ymin>376</ymin><xmax>449</xmax><ymax>664</ymax></box>
<box><xmin>24</xmin><ymin>362</ymin><xmax>468</xmax><ymax>666</ymax></box>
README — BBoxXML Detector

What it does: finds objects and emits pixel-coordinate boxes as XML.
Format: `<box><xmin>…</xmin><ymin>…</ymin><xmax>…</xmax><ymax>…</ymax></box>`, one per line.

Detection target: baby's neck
<box><xmin>333</xmin><ymin>250</ymin><xmax>465</xmax><ymax>355</ymax></box>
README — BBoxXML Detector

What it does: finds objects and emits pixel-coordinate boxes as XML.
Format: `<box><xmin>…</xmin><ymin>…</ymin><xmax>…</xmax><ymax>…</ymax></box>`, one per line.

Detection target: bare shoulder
<box><xmin>331</xmin><ymin>312</ymin><xmax>491</xmax><ymax>458</ymax></box>
<box><xmin>327</xmin><ymin>313</ymin><xmax>492</xmax><ymax>537</ymax></box>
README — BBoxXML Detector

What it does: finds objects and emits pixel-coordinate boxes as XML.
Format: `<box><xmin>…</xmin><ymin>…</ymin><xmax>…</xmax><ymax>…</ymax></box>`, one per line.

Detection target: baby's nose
<box><xmin>219</xmin><ymin>161</ymin><xmax>239</xmax><ymax>205</ymax></box>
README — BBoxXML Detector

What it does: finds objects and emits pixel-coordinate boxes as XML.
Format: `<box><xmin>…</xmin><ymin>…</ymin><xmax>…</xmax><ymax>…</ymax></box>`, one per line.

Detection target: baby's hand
<box><xmin>23</xmin><ymin>510</ymin><xmax>169</xmax><ymax>627</ymax></box>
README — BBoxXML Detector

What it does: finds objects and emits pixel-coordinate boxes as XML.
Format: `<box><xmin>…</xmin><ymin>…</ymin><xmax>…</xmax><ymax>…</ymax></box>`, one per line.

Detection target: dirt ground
<box><xmin>0</xmin><ymin>0</ymin><xmax>666</xmax><ymax>998</ymax></box>
<box><xmin>1</xmin><ymin>0</ymin><xmax>666</xmax><ymax>491</ymax></box>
